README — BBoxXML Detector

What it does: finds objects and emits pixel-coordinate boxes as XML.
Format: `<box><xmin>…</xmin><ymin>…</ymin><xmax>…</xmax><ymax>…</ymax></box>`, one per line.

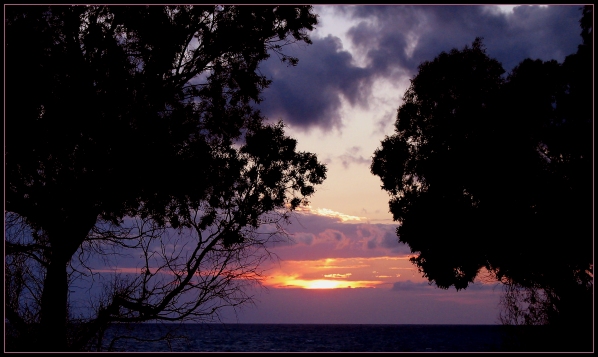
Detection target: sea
<box><xmin>96</xmin><ymin>323</ymin><xmax>587</xmax><ymax>352</ymax></box>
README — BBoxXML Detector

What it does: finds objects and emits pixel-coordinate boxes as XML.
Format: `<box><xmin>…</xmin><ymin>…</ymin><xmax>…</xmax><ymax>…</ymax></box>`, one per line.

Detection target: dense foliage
<box><xmin>371</xmin><ymin>6</ymin><xmax>592</xmax><ymax>342</ymax></box>
<box><xmin>5</xmin><ymin>5</ymin><xmax>326</xmax><ymax>351</ymax></box>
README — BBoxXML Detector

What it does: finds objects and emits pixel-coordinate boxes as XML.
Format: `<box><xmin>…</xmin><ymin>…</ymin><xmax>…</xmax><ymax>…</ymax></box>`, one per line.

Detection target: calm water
<box><xmin>97</xmin><ymin>323</ymin><xmax>569</xmax><ymax>352</ymax></box>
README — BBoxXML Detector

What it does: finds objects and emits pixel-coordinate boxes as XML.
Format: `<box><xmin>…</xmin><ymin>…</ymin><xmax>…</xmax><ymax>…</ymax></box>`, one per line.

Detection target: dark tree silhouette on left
<box><xmin>5</xmin><ymin>5</ymin><xmax>326</xmax><ymax>351</ymax></box>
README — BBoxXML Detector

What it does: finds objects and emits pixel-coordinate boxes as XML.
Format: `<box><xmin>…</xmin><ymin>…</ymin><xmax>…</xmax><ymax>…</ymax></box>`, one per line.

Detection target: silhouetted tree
<box><xmin>371</xmin><ymin>6</ymin><xmax>592</xmax><ymax>350</ymax></box>
<box><xmin>5</xmin><ymin>5</ymin><xmax>326</xmax><ymax>351</ymax></box>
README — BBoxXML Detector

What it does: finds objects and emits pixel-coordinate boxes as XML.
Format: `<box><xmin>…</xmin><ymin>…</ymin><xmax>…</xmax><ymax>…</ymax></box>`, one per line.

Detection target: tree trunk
<box><xmin>39</xmin><ymin>255</ymin><xmax>70</xmax><ymax>351</ymax></box>
<box><xmin>37</xmin><ymin>213</ymin><xmax>98</xmax><ymax>351</ymax></box>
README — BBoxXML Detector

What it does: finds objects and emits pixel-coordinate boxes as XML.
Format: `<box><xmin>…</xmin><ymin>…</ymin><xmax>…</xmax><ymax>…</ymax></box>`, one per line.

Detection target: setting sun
<box><xmin>305</xmin><ymin>280</ymin><xmax>345</xmax><ymax>289</ymax></box>
<box><xmin>266</xmin><ymin>274</ymin><xmax>382</xmax><ymax>289</ymax></box>
<box><xmin>262</xmin><ymin>257</ymin><xmax>422</xmax><ymax>290</ymax></box>
<box><xmin>287</xmin><ymin>278</ymin><xmax>378</xmax><ymax>289</ymax></box>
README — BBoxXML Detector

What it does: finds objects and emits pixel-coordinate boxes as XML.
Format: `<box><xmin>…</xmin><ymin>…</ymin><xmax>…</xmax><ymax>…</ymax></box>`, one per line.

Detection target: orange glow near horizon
<box><xmin>266</xmin><ymin>275</ymin><xmax>382</xmax><ymax>289</ymax></box>
<box><xmin>263</xmin><ymin>256</ymin><xmax>420</xmax><ymax>289</ymax></box>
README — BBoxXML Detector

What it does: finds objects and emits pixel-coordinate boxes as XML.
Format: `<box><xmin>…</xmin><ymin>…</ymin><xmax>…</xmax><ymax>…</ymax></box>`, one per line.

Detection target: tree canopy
<box><xmin>5</xmin><ymin>5</ymin><xmax>326</xmax><ymax>351</ymax></box>
<box><xmin>371</xmin><ymin>5</ymin><xmax>592</xmax><ymax>340</ymax></box>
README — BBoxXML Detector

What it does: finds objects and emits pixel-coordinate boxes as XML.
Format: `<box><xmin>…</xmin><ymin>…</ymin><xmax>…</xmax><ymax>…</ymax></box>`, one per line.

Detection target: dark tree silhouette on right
<box><xmin>371</xmin><ymin>6</ymin><xmax>592</xmax><ymax>351</ymax></box>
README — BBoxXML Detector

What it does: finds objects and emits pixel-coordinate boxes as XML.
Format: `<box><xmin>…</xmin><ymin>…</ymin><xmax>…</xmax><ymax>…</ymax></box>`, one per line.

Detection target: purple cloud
<box><xmin>264</xmin><ymin>210</ymin><xmax>411</xmax><ymax>261</ymax></box>
<box><xmin>258</xmin><ymin>35</ymin><xmax>372</xmax><ymax>131</ymax></box>
<box><xmin>255</xmin><ymin>5</ymin><xmax>583</xmax><ymax>131</ymax></box>
<box><xmin>346</xmin><ymin>5</ymin><xmax>582</xmax><ymax>74</ymax></box>
<box><xmin>391</xmin><ymin>280</ymin><xmax>433</xmax><ymax>291</ymax></box>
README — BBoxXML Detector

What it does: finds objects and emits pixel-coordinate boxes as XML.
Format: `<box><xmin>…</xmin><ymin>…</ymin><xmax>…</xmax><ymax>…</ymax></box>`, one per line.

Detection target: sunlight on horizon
<box><xmin>266</xmin><ymin>276</ymin><xmax>381</xmax><ymax>289</ymax></box>
<box><xmin>263</xmin><ymin>256</ymin><xmax>421</xmax><ymax>290</ymax></box>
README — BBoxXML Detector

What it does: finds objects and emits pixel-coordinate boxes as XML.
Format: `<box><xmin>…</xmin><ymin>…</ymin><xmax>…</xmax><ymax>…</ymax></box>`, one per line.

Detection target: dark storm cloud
<box><xmin>256</xmin><ymin>5</ymin><xmax>582</xmax><ymax>131</ymax></box>
<box><xmin>257</xmin><ymin>35</ymin><xmax>371</xmax><ymax>131</ymax></box>
<box><xmin>346</xmin><ymin>5</ymin><xmax>583</xmax><ymax>74</ymax></box>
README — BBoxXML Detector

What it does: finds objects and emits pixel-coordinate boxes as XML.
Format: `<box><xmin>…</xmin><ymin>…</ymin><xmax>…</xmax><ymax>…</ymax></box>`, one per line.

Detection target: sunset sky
<box><xmin>214</xmin><ymin>4</ymin><xmax>586</xmax><ymax>325</ymax></box>
<box><xmin>70</xmin><ymin>4</ymin><xmax>586</xmax><ymax>325</ymax></box>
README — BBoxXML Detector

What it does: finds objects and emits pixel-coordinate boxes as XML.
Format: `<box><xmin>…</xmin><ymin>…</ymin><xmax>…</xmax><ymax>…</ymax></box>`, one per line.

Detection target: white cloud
<box><xmin>295</xmin><ymin>205</ymin><xmax>367</xmax><ymax>222</ymax></box>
